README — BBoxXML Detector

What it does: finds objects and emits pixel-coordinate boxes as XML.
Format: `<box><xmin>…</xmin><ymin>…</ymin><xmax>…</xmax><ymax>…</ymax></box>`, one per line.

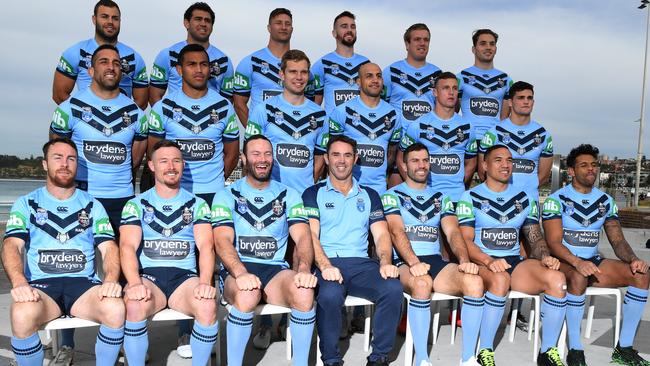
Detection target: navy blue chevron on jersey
<box><xmin>245</xmin><ymin>94</ymin><xmax>326</xmax><ymax>193</ymax></box>
<box><xmin>399</xmin><ymin>111</ymin><xmax>477</xmax><ymax>201</ymax></box>
<box><xmin>211</xmin><ymin>178</ymin><xmax>308</xmax><ymax>266</ymax></box>
<box><xmin>50</xmin><ymin>88</ymin><xmax>148</xmax><ymax>199</ymax></box>
<box><xmin>480</xmin><ymin>118</ymin><xmax>553</xmax><ymax>199</ymax></box>
<box><xmin>148</xmin><ymin>89</ymin><xmax>239</xmax><ymax>194</ymax></box>
<box><xmin>150</xmin><ymin>41</ymin><xmax>234</xmax><ymax>98</ymax></box>
<box><xmin>4</xmin><ymin>187</ymin><xmax>114</xmax><ymax>282</ymax></box>
<box><xmin>233</xmin><ymin>47</ymin><xmax>284</xmax><ymax>113</ymax></box>
<box><xmin>542</xmin><ymin>185</ymin><xmax>618</xmax><ymax>259</ymax></box>
<box><xmin>456</xmin><ymin>183</ymin><xmax>538</xmax><ymax>257</ymax></box>
<box><xmin>56</xmin><ymin>38</ymin><xmax>148</xmax><ymax>97</ymax></box>
<box><xmin>382</xmin><ymin>183</ymin><xmax>455</xmax><ymax>258</ymax></box>
<box><xmin>383</xmin><ymin>60</ymin><xmax>440</xmax><ymax>123</ymax></box>
<box><xmin>328</xmin><ymin>97</ymin><xmax>401</xmax><ymax>195</ymax></box>
<box><xmin>457</xmin><ymin>66</ymin><xmax>513</xmax><ymax>140</ymax></box>
<box><xmin>120</xmin><ymin>188</ymin><xmax>211</xmax><ymax>271</ymax></box>
<box><xmin>310</xmin><ymin>52</ymin><xmax>370</xmax><ymax>114</ymax></box>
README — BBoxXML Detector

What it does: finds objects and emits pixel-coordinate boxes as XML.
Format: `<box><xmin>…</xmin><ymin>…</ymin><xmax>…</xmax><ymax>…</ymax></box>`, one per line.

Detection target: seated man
<box><xmin>542</xmin><ymin>144</ymin><xmax>650</xmax><ymax>366</ymax></box>
<box><xmin>383</xmin><ymin>142</ymin><xmax>484</xmax><ymax>366</ymax></box>
<box><xmin>303</xmin><ymin>135</ymin><xmax>403</xmax><ymax>366</ymax></box>
<box><xmin>3</xmin><ymin>138</ymin><xmax>124</xmax><ymax>366</ymax></box>
<box><xmin>120</xmin><ymin>140</ymin><xmax>218</xmax><ymax>366</ymax></box>
<box><xmin>457</xmin><ymin>144</ymin><xmax>567</xmax><ymax>366</ymax></box>
<box><xmin>212</xmin><ymin>135</ymin><xmax>316</xmax><ymax>366</ymax></box>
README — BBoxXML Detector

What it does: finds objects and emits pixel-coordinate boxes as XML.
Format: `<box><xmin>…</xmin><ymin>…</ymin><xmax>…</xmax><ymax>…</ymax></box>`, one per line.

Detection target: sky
<box><xmin>0</xmin><ymin>0</ymin><xmax>649</xmax><ymax>158</ymax></box>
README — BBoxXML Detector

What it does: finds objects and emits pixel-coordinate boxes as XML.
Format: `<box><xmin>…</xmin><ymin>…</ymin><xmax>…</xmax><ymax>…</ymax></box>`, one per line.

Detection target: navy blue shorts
<box><xmin>396</xmin><ymin>254</ymin><xmax>450</xmax><ymax>280</ymax></box>
<box><xmin>29</xmin><ymin>277</ymin><xmax>101</xmax><ymax>315</ymax></box>
<box><xmin>96</xmin><ymin>196</ymin><xmax>133</xmax><ymax>235</ymax></box>
<box><xmin>580</xmin><ymin>255</ymin><xmax>604</xmax><ymax>267</ymax></box>
<box><xmin>141</xmin><ymin>267</ymin><xmax>197</xmax><ymax>299</ymax></box>
<box><xmin>220</xmin><ymin>262</ymin><xmax>288</xmax><ymax>290</ymax></box>
<box><xmin>500</xmin><ymin>255</ymin><xmax>525</xmax><ymax>275</ymax></box>
<box><xmin>196</xmin><ymin>192</ymin><xmax>216</xmax><ymax>207</ymax></box>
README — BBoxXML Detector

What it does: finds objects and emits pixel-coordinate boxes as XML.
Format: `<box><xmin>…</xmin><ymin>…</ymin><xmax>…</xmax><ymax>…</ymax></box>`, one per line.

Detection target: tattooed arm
<box><xmin>522</xmin><ymin>223</ymin><xmax>560</xmax><ymax>270</ymax></box>
<box><xmin>603</xmin><ymin>219</ymin><xmax>638</xmax><ymax>263</ymax></box>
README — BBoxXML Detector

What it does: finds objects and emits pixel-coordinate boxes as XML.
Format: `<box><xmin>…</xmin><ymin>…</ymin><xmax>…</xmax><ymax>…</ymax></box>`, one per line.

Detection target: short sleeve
<box><xmin>4</xmin><ymin>197</ymin><xmax>30</xmax><ymax>241</ymax></box>
<box><xmin>327</xmin><ymin>107</ymin><xmax>345</xmax><ymax>136</ymax></box>
<box><xmin>148</xmin><ymin>101</ymin><xmax>167</xmax><ymax>138</ymax></box>
<box><xmin>381</xmin><ymin>191</ymin><xmax>401</xmax><ymax>216</ymax></box>
<box><xmin>92</xmin><ymin>199</ymin><xmax>115</xmax><ymax>245</ymax></box>
<box><xmin>150</xmin><ymin>49</ymin><xmax>170</xmax><ymax>89</ymax></box>
<box><xmin>456</xmin><ymin>73</ymin><xmax>465</xmax><ymax>98</ymax></box>
<box><xmin>244</xmin><ymin>103</ymin><xmax>267</xmax><ymax>139</ymax></box>
<box><xmin>606</xmin><ymin>195</ymin><xmax>619</xmax><ymax>221</ymax></box>
<box><xmin>193</xmin><ymin>197</ymin><xmax>213</xmax><ymax>225</ymax></box>
<box><xmin>382</xmin><ymin>66</ymin><xmax>392</xmax><ymax>102</ymax></box>
<box><xmin>286</xmin><ymin>188</ymin><xmax>309</xmax><ymax>226</ymax></box>
<box><xmin>541</xmin><ymin>134</ymin><xmax>553</xmax><ymax>157</ymax></box>
<box><xmin>541</xmin><ymin>195</ymin><xmax>562</xmax><ymax>221</ymax></box>
<box><xmin>399</xmin><ymin>117</ymin><xmax>419</xmax><ymax>151</ymax></box>
<box><xmin>314</xmin><ymin>111</ymin><xmax>327</xmax><ymax>155</ymax></box>
<box><xmin>479</xmin><ymin>129</ymin><xmax>498</xmax><ymax>154</ymax></box>
<box><xmin>132</xmin><ymin>52</ymin><xmax>148</xmax><ymax>89</ymax></box>
<box><xmin>367</xmin><ymin>188</ymin><xmax>386</xmax><ymax>225</ymax></box>
<box><xmin>120</xmin><ymin>199</ymin><xmax>142</xmax><ymax>226</ymax></box>
<box><xmin>50</xmin><ymin>102</ymin><xmax>74</xmax><ymax>137</ymax></box>
<box><xmin>524</xmin><ymin>197</ymin><xmax>539</xmax><ymax>226</ymax></box>
<box><xmin>389</xmin><ymin>114</ymin><xmax>401</xmax><ymax>144</ymax></box>
<box><xmin>456</xmin><ymin>191</ymin><xmax>475</xmax><ymax>227</ymax></box>
<box><xmin>219</xmin><ymin>58</ymin><xmax>235</xmax><ymax>98</ymax></box>
<box><xmin>440</xmin><ymin>195</ymin><xmax>456</xmax><ymax>219</ymax></box>
<box><xmin>211</xmin><ymin>189</ymin><xmax>235</xmax><ymax>228</ymax></box>
<box><xmin>56</xmin><ymin>45</ymin><xmax>80</xmax><ymax>80</ymax></box>
<box><xmin>301</xmin><ymin>185</ymin><xmax>320</xmax><ymax>220</ymax></box>
<box><xmin>133</xmin><ymin>108</ymin><xmax>148</xmax><ymax>140</ymax></box>
<box><xmin>222</xmin><ymin>103</ymin><xmax>240</xmax><ymax>142</ymax></box>
<box><xmin>310</xmin><ymin>59</ymin><xmax>325</xmax><ymax>95</ymax></box>
<box><xmin>233</xmin><ymin>56</ymin><xmax>253</xmax><ymax>96</ymax></box>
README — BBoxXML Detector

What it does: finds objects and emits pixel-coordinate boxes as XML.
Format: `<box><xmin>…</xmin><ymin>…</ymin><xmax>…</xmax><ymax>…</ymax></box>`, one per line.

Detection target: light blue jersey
<box><xmin>542</xmin><ymin>185</ymin><xmax>618</xmax><ymax>259</ymax></box>
<box><xmin>480</xmin><ymin>118</ymin><xmax>553</xmax><ymax>199</ymax></box>
<box><xmin>399</xmin><ymin>111</ymin><xmax>476</xmax><ymax>201</ymax></box>
<box><xmin>328</xmin><ymin>97</ymin><xmax>400</xmax><ymax>195</ymax></box>
<box><xmin>457</xmin><ymin>66</ymin><xmax>512</xmax><ymax>140</ymax></box>
<box><xmin>383</xmin><ymin>60</ymin><xmax>440</xmax><ymax>123</ymax></box>
<box><xmin>4</xmin><ymin>187</ymin><xmax>114</xmax><ymax>282</ymax></box>
<box><xmin>150</xmin><ymin>41</ymin><xmax>234</xmax><ymax>98</ymax></box>
<box><xmin>56</xmin><ymin>38</ymin><xmax>147</xmax><ymax>97</ymax></box>
<box><xmin>382</xmin><ymin>183</ymin><xmax>455</xmax><ymax>258</ymax></box>
<box><xmin>245</xmin><ymin>94</ymin><xmax>326</xmax><ymax>193</ymax></box>
<box><xmin>233</xmin><ymin>47</ymin><xmax>283</xmax><ymax>113</ymax></box>
<box><xmin>456</xmin><ymin>183</ymin><xmax>538</xmax><ymax>257</ymax></box>
<box><xmin>302</xmin><ymin>177</ymin><xmax>385</xmax><ymax>258</ymax></box>
<box><xmin>120</xmin><ymin>188</ymin><xmax>211</xmax><ymax>271</ymax></box>
<box><xmin>310</xmin><ymin>52</ymin><xmax>370</xmax><ymax>114</ymax></box>
<box><xmin>148</xmin><ymin>89</ymin><xmax>239</xmax><ymax>194</ymax></box>
<box><xmin>50</xmin><ymin>88</ymin><xmax>148</xmax><ymax>199</ymax></box>
<box><xmin>211</xmin><ymin>178</ymin><xmax>308</xmax><ymax>267</ymax></box>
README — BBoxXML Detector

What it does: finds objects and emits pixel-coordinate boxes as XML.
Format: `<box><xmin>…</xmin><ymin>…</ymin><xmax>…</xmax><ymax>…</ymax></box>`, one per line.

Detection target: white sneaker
<box><xmin>419</xmin><ymin>360</ymin><xmax>433</xmax><ymax>366</ymax></box>
<box><xmin>176</xmin><ymin>334</ymin><xmax>192</xmax><ymax>359</ymax></box>
<box><xmin>48</xmin><ymin>345</ymin><xmax>73</xmax><ymax>366</ymax></box>
<box><xmin>460</xmin><ymin>356</ymin><xmax>480</xmax><ymax>366</ymax></box>
<box><xmin>252</xmin><ymin>325</ymin><xmax>271</xmax><ymax>349</ymax></box>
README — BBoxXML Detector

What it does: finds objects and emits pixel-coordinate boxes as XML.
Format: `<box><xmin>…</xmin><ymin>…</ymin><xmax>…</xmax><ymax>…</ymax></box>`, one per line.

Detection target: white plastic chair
<box><xmin>507</xmin><ymin>291</ymin><xmax>540</xmax><ymax>362</ymax></box>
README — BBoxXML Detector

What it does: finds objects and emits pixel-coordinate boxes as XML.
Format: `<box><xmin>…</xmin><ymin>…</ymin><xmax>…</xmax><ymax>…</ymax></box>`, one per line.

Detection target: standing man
<box><xmin>327</xmin><ymin>63</ymin><xmax>400</xmax><ymax>195</ymax></box>
<box><xmin>149</xmin><ymin>2</ymin><xmax>234</xmax><ymax>105</ymax></box>
<box><xmin>543</xmin><ymin>144</ymin><xmax>650</xmax><ymax>366</ymax></box>
<box><xmin>233</xmin><ymin>8</ymin><xmax>293</xmax><ymax>127</ymax></box>
<box><xmin>479</xmin><ymin>81</ymin><xmax>553</xmax><ymax>195</ymax></box>
<box><xmin>384</xmin><ymin>23</ymin><xmax>441</xmax><ymax>187</ymax></box>
<box><xmin>53</xmin><ymin>0</ymin><xmax>148</xmax><ymax>110</ymax></box>
<box><xmin>311</xmin><ymin>11</ymin><xmax>370</xmax><ymax>114</ymax></box>
<box><xmin>383</xmin><ymin>143</ymin><xmax>484</xmax><ymax>366</ymax></box>
<box><xmin>2</xmin><ymin>138</ymin><xmax>125</xmax><ymax>366</ymax></box>
<box><xmin>119</xmin><ymin>140</ymin><xmax>218</xmax><ymax>366</ymax></box>
<box><xmin>212</xmin><ymin>135</ymin><xmax>317</xmax><ymax>366</ymax></box>
<box><xmin>457</xmin><ymin>29</ymin><xmax>512</xmax><ymax>143</ymax></box>
<box><xmin>303</xmin><ymin>135</ymin><xmax>403</xmax><ymax>366</ymax></box>
<box><xmin>457</xmin><ymin>145</ymin><xmax>567</xmax><ymax>366</ymax></box>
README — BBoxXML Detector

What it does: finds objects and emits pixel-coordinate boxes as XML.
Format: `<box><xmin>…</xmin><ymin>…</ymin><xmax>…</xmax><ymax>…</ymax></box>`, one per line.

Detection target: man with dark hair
<box><xmin>457</xmin><ymin>28</ymin><xmax>512</xmax><ymax>142</ymax></box>
<box><xmin>384</xmin><ymin>23</ymin><xmax>441</xmax><ymax>187</ymax></box>
<box><xmin>149</xmin><ymin>2</ymin><xmax>234</xmax><ymax>105</ymax></box>
<box><xmin>3</xmin><ymin>138</ymin><xmax>125</xmax><ymax>366</ymax></box>
<box><xmin>543</xmin><ymin>144</ymin><xmax>650</xmax><ymax>366</ymax></box>
<box><xmin>212</xmin><ymin>135</ymin><xmax>317</xmax><ymax>366</ymax></box>
<box><xmin>310</xmin><ymin>11</ymin><xmax>370</xmax><ymax>114</ymax></box>
<box><xmin>479</xmin><ymin>81</ymin><xmax>553</xmax><ymax>198</ymax></box>
<box><xmin>53</xmin><ymin>0</ymin><xmax>148</xmax><ymax>110</ymax></box>
<box><xmin>303</xmin><ymin>134</ymin><xmax>402</xmax><ymax>366</ymax></box>
<box><xmin>383</xmin><ymin>142</ymin><xmax>484</xmax><ymax>366</ymax></box>
<box><xmin>233</xmin><ymin>8</ymin><xmax>293</xmax><ymax>126</ymax></box>
<box><xmin>457</xmin><ymin>145</ymin><xmax>567</xmax><ymax>366</ymax></box>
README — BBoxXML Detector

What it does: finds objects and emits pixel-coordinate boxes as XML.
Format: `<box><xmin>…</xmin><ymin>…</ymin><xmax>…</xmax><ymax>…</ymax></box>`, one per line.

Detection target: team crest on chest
<box><xmin>419</xmin><ymin>214</ymin><xmax>428</xmax><ymax>223</ymax></box>
<box><xmin>143</xmin><ymin>206</ymin><xmax>155</xmax><ymax>224</ymax></box>
<box><xmin>480</xmin><ymin>200</ymin><xmax>491</xmax><ymax>213</ymax></box>
<box><xmin>356</xmin><ymin>197</ymin><xmax>365</xmax><ymax>212</ymax></box>
<box><xmin>331</xmin><ymin>64</ymin><xmax>339</xmax><ymax>75</ymax></box>
<box><xmin>351</xmin><ymin>112</ymin><xmax>361</xmax><ymax>126</ymax></box>
<box><xmin>173</xmin><ymin>108</ymin><xmax>183</xmax><ymax>122</ymax></box>
<box><xmin>598</xmin><ymin>203</ymin><xmax>606</xmax><ymax>217</ymax></box>
<box><xmin>57</xmin><ymin>232</ymin><xmax>69</xmax><ymax>243</ymax></box>
<box><xmin>274</xmin><ymin>111</ymin><xmax>285</xmax><ymax>124</ymax></box>
<box><xmin>210</xmin><ymin>109</ymin><xmax>219</xmax><ymax>124</ymax></box>
<box><xmin>403</xmin><ymin>197</ymin><xmax>412</xmax><ymax>210</ymax></box>
<box><xmin>384</xmin><ymin>116</ymin><xmax>392</xmax><ymax>131</ymax></box>
<box><xmin>35</xmin><ymin>208</ymin><xmax>48</xmax><ymax>225</ymax></box>
<box><xmin>497</xmin><ymin>78</ymin><xmax>505</xmax><ymax>87</ymax></box>
<box><xmin>310</xmin><ymin>115</ymin><xmax>318</xmax><ymax>130</ymax></box>
<box><xmin>433</xmin><ymin>197</ymin><xmax>441</xmax><ymax>211</ymax></box>
<box><xmin>162</xmin><ymin>227</ymin><xmax>173</xmax><ymax>237</ymax></box>
<box><xmin>500</xmin><ymin>215</ymin><xmax>508</xmax><ymax>223</ymax></box>
<box><xmin>502</xmin><ymin>133</ymin><xmax>511</xmax><ymax>144</ymax></box>
<box><xmin>122</xmin><ymin>111</ymin><xmax>132</xmax><ymax>126</ymax></box>
<box><xmin>564</xmin><ymin>201</ymin><xmax>574</xmax><ymax>215</ymax></box>
<box><xmin>120</xmin><ymin>58</ymin><xmax>130</xmax><ymax>73</ymax></box>
<box><xmin>182</xmin><ymin>207</ymin><xmax>193</xmax><ymax>224</ymax></box>
<box><xmin>518</xmin><ymin>147</ymin><xmax>526</xmax><ymax>155</ymax></box>
<box><xmin>272</xmin><ymin>199</ymin><xmax>284</xmax><ymax>216</ymax></box>
<box><xmin>582</xmin><ymin>219</ymin><xmax>590</xmax><ymax>227</ymax></box>
<box><xmin>399</xmin><ymin>73</ymin><xmax>407</xmax><ymax>84</ymax></box>
<box><xmin>534</xmin><ymin>134</ymin><xmax>542</xmax><ymax>145</ymax></box>
<box><xmin>515</xmin><ymin>200</ymin><xmax>523</xmax><ymax>213</ymax></box>
<box><xmin>456</xmin><ymin>128</ymin><xmax>465</xmax><ymax>141</ymax></box>
<box><xmin>82</xmin><ymin>106</ymin><xmax>93</xmax><ymax>122</ymax></box>
<box><xmin>426</xmin><ymin>127</ymin><xmax>435</xmax><ymax>140</ymax></box>
<box><xmin>78</xmin><ymin>210</ymin><xmax>90</xmax><ymax>228</ymax></box>
<box><xmin>255</xmin><ymin>221</ymin><xmax>265</xmax><ymax>231</ymax></box>
<box><xmin>210</xmin><ymin>62</ymin><xmax>221</xmax><ymax>75</ymax></box>
<box><xmin>236</xmin><ymin>197</ymin><xmax>248</xmax><ymax>214</ymax></box>
<box><xmin>261</xmin><ymin>62</ymin><xmax>270</xmax><ymax>74</ymax></box>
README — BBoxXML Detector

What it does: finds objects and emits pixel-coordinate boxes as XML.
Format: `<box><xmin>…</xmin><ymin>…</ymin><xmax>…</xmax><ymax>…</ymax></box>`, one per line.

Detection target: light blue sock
<box><xmin>462</xmin><ymin>296</ymin><xmax>484</xmax><ymax>361</ymax></box>
<box><xmin>11</xmin><ymin>332</ymin><xmax>44</xmax><ymax>366</ymax></box>
<box><xmin>566</xmin><ymin>293</ymin><xmax>586</xmax><ymax>351</ymax></box>
<box><xmin>190</xmin><ymin>320</ymin><xmax>218</xmax><ymax>366</ymax></box>
<box><xmin>124</xmin><ymin>320</ymin><xmax>148</xmax><ymax>366</ymax></box>
<box><xmin>95</xmin><ymin>324</ymin><xmax>124</xmax><ymax>366</ymax></box>
<box><xmin>620</xmin><ymin>286</ymin><xmax>648</xmax><ymax>347</ymax></box>
<box><xmin>226</xmin><ymin>306</ymin><xmax>254</xmax><ymax>366</ymax></box>
<box><xmin>479</xmin><ymin>291</ymin><xmax>506</xmax><ymax>350</ymax></box>
<box><xmin>290</xmin><ymin>308</ymin><xmax>316</xmax><ymax>366</ymax></box>
<box><xmin>540</xmin><ymin>293</ymin><xmax>567</xmax><ymax>353</ymax></box>
<box><xmin>407</xmin><ymin>298</ymin><xmax>431</xmax><ymax>365</ymax></box>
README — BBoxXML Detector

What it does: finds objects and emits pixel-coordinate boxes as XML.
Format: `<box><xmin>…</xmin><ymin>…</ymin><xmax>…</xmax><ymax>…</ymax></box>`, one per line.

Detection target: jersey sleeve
<box><xmin>301</xmin><ymin>185</ymin><xmax>320</xmax><ymax>221</ymax></box>
<box><xmin>382</xmin><ymin>66</ymin><xmax>392</xmax><ymax>102</ymax></box>
<box><xmin>314</xmin><ymin>111</ymin><xmax>327</xmax><ymax>155</ymax></box>
<box><xmin>524</xmin><ymin>197</ymin><xmax>540</xmax><ymax>226</ymax></box>
<box><xmin>50</xmin><ymin>101</ymin><xmax>74</xmax><ymax>137</ymax></box>
<box><xmin>149</xmin><ymin>49</ymin><xmax>170</xmax><ymax>89</ymax></box>
<box><xmin>56</xmin><ymin>44</ymin><xmax>80</xmax><ymax>80</ymax></box>
<box><xmin>367</xmin><ymin>188</ymin><xmax>386</xmax><ymax>225</ymax></box>
<box><xmin>504</xmin><ymin>76</ymin><xmax>514</xmax><ymax>98</ymax></box>
<box><xmin>479</xmin><ymin>128</ymin><xmax>498</xmax><ymax>154</ymax></box>
<box><xmin>455</xmin><ymin>191</ymin><xmax>475</xmax><ymax>227</ymax></box>
<box><xmin>132</xmin><ymin>52</ymin><xmax>148</xmax><ymax>89</ymax></box>
<box><xmin>4</xmin><ymin>197</ymin><xmax>30</xmax><ymax>241</ymax></box>
<box><xmin>193</xmin><ymin>197</ymin><xmax>213</xmax><ymax>225</ymax></box>
<box><xmin>211</xmin><ymin>189</ymin><xmax>235</xmax><ymax>228</ymax></box>
<box><xmin>244</xmin><ymin>103</ymin><xmax>267</xmax><ymax>139</ymax></box>
<box><xmin>219</xmin><ymin>58</ymin><xmax>235</xmax><ymax>98</ymax></box>
<box><xmin>541</xmin><ymin>194</ymin><xmax>562</xmax><ymax>221</ymax></box>
<box><xmin>465</xmin><ymin>127</ymin><xmax>478</xmax><ymax>158</ymax></box>
<box><xmin>606</xmin><ymin>195</ymin><xmax>619</xmax><ymax>221</ymax></box>
<box><xmin>233</xmin><ymin>56</ymin><xmax>253</xmax><ymax>96</ymax></box>
<box><xmin>147</xmin><ymin>101</ymin><xmax>167</xmax><ymax>138</ymax></box>
<box><xmin>399</xmin><ymin>117</ymin><xmax>419</xmax><ymax>151</ymax></box>
<box><xmin>221</xmin><ymin>103</ymin><xmax>240</xmax><ymax>142</ymax></box>
<box><xmin>456</xmin><ymin>73</ymin><xmax>465</xmax><ymax>99</ymax></box>
<box><xmin>389</xmin><ymin>114</ymin><xmax>402</xmax><ymax>144</ymax></box>
<box><xmin>541</xmin><ymin>134</ymin><xmax>553</xmax><ymax>158</ymax></box>
<box><xmin>310</xmin><ymin>59</ymin><xmax>325</xmax><ymax>96</ymax></box>
<box><xmin>440</xmin><ymin>195</ymin><xmax>456</xmax><ymax>219</ymax></box>
<box><xmin>286</xmin><ymin>188</ymin><xmax>309</xmax><ymax>227</ymax></box>
<box><xmin>120</xmin><ymin>199</ymin><xmax>142</xmax><ymax>227</ymax></box>
<box><xmin>381</xmin><ymin>191</ymin><xmax>400</xmax><ymax>216</ymax></box>
<box><xmin>133</xmin><ymin>107</ymin><xmax>148</xmax><ymax>141</ymax></box>
<box><xmin>327</xmin><ymin>107</ymin><xmax>345</xmax><ymax>136</ymax></box>
<box><xmin>92</xmin><ymin>199</ymin><xmax>115</xmax><ymax>245</ymax></box>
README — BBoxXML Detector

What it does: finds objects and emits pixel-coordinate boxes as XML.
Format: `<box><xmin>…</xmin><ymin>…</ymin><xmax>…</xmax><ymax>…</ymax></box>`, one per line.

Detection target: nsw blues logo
<box><xmin>502</xmin><ymin>133</ymin><xmax>511</xmax><ymax>144</ymax></box>
<box><xmin>82</xmin><ymin>106</ymin><xmax>93</xmax><ymax>122</ymax></box>
<box><xmin>352</xmin><ymin>112</ymin><xmax>361</xmax><ymax>126</ymax></box>
<box><xmin>564</xmin><ymin>201</ymin><xmax>574</xmax><ymax>215</ymax></box>
<box><xmin>237</xmin><ymin>197</ymin><xmax>248</xmax><ymax>214</ymax></box>
<box><xmin>331</xmin><ymin>64</ymin><xmax>340</xmax><ymax>75</ymax></box>
<box><xmin>426</xmin><ymin>127</ymin><xmax>435</xmax><ymax>140</ymax></box>
<box><xmin>35</xmin><ymin>208</ymin><xmax>48</xmax><ymax>225</ymax></box>
<box><xmin>261</xmin><ymin>62</ymin><xmax>270</xmax><ymax>74</ymax></box>
<box><xmin>173</xmin><ymin>108</ymin><xmax>183</xmax><ymax>122</ymax></box>
<box><xmin>480</xmin><ymin>200</ymin><xmax>491</xmax><ymax>213</ymax></box>
<box><xmin>403</xmin><ymin>197</ymin><xmax>412</xmax><ymax>210</ymax></box>
<box><xmin>399</xmin><ymin>73</ymin><xmax>407</xmax><ymax>84</ymax></box>
<box><xmin>143</xmin><ymin>206</ymin><xmax>155</xmax><ymax>224</ymax></box>
<box><xmin>356</xmin><ymin>197</ymin><xmax>366</xmax><ymax>212</ymax></box>
<box><xmin>274</xmin><ymin>111</ymin><xmax>285</xmax><ymax>124</ymax></box>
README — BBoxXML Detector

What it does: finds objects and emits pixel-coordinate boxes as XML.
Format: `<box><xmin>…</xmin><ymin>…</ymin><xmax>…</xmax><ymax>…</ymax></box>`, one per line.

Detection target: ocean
<box><xmin>0</xmin><ymin>179</ymin><xmax>45</xmax><ymax>221</ymax></box>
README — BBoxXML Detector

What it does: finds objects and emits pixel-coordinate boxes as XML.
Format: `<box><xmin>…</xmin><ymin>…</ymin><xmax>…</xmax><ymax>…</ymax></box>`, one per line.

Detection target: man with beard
<box><xmin>119</xmin><ymin>140</ymin><xmax>218</xmax><ymax>366</ymax></box>
<box><xmin>542</xmin><ymin>144</ymin><xmax>650</xmax><ymax>366</ymax></box>
<box><xmin>383</xmin><ymin>142</ymin><xmax>484</xmax><ymax>366</ymax></box>
<box><xmin>457</xmin><ymin>145</ymin><xmax>567</xmax><ymax>366</ymax></box>
<box><xmin>310</xmin><ymin>11</ymin><xmax>370</xmax><ymax>114</ymax></box>
<box><xmin>149</xmin><ymin>2</ymin><xmax>234</xmax><ymax>105</ymax></box>
<box><xmin>2</xmin><ymin>138</ymin><xmax>125</xmax><ymax>366</ymax></box>
<box><xmin>233</xmin><ymin>8</ymin><xmax>293</xmax><ymax>127</ymax></box>
<box><xmin>53</xmin><ymin>0</ymin><xmax>148</xmax><ymax>110</ymax></box>
<box><xmin>212</xmin><ymin>135</ymin><xmax>317</xmax><ymax>366</ymax></box>
<box><xmin>327</xmin><ymin>63</ymin><xmax>400</xmax><ymax>196</ymax></box>
<box><xmin>384</xmin><ymin>23</ymin><xmax>441</xmax><ymax>188</ymax></box>
<box><xmin>302</xmin><ymin>135</ymin><xmax>403</xmax><ymax>366</ymax></box>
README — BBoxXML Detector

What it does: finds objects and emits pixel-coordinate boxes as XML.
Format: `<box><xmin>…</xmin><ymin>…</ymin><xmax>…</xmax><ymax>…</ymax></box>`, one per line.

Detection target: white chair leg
<box><xmin>450</xmin><ymin>299</ymin><xmax>458</xmax><ymax>345</ymax></box>
<box><xmin>316</xmin><ymin>335</ymin><xmax>322</xmax><ymax>366</ymax></box>
<box><xmin>432</xmin><ymin>301</ymin><xmax>440</xmax><ymax>345</ymax></box>
<box><xmin>614</xmin><ymin>291</ymin><xmax>621</xmax><ymax>347</ymax></box>
<box><xmin>533</xmin><ymin>296</ymin><xmax>540</xmax><ymax>362</ymax></box>
<box><xmin>527</xmin><ymin>307</ymin><xmax>534</xmax><ymax>341</ymax></box>
<box><xmin>509</xmin><ymin>303</ymin><xmax>518</xmax><ymax>342</ymax></box>
<box><xmin>405</xmin><ymin>310</ymin><xmax>414</xmax><ymax>366</ymax></box>
<box><xmin>584</xmin><ymin>295</ymin><xmax>594</xmax><ymax>339</ymax></box>
<box><xmin>364</xmin><ymin>304</ymin><xmax>371</xmax><ymax>352</ymax></box>
<box><xmin>52</xmin><ymin>330</ymin><xmax>60</xmax><ymax>356</ymax></box>
<box><xmin>286</xmin><ymin>324</ymin><xmax>292</xmax><ymax>360</ymax></box>
<box><xmin>558</xmin><ymin>321</ymin><xmax>567</xmax><ymax>356</ymax></box>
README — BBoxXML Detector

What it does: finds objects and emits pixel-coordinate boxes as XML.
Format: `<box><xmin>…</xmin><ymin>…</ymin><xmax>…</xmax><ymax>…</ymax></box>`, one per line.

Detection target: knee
<box><xmin>411</xmin><ymin>276</ymin><xmax>433</xmax><ymax>299</ymax></box>
<box><xmin>194</xmin><ymin>299</ymin><xmax>217</xmax><ymax>325</ymax></box>
<box><xmin>290</xmin><ymin>287</ymin><xmax>315</xmax><ymax>312</ymax></box>
<box><xmin>125</xmin><ymin>299</ymin><xmax>150</xmax><ymax>322</ymax></box>
<box><xmin>545</xmin><ymin>270</ymin><xmax>567</xmax><ymax>296</ymax></box>
<box><xmin>232</xmin><ymin>289</ymin><xmax>261</xmax><ymax>312</ymax></box>
<box><xmin>633</xmin><ymin>271</ymin><xmax>650</xmax><ymax>289</ymax></box>
<box><xmin>317</xmin><ymin>283</ymin><xmax>345</xmax><ymax>310</ymax></box>
<box><xmin>99</xmin><ymin>298</ymin><xmax>126</xmax><ymax>328</ymax></box>
<box><xmin>11</xmin><ymin>303</ymin><xmax>41</xmax><ymax>337</ymax></box>
<box><xmin>489</xmin><ymin>273</ymin><xmax>510</xmax><ymax>296</ymax></box>
<box><xmin>382</xmin><ymin>279</ymin><xmax>404</xmax><ymax>306</ymax></box>
<box><xmin>566</xmin><ymin>271</ymin><xmax>588</xmax><ymax>295</ymax></box>
<box><xmin>462</xmin><ymin>274</ymin><xmax>484</xmax><ymax>298</ymax></box>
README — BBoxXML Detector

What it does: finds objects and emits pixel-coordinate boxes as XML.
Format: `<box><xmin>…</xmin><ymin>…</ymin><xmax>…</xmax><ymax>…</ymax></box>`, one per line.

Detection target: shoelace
<box><xmin>546</xmin><ymin>348</ymin><xmax>564</xmax><ymax>365</ymax></box>
<box><xmin>478</xmin><ymin>350</ymin><xmax>495</xmax><ymax>366</ymax></box>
